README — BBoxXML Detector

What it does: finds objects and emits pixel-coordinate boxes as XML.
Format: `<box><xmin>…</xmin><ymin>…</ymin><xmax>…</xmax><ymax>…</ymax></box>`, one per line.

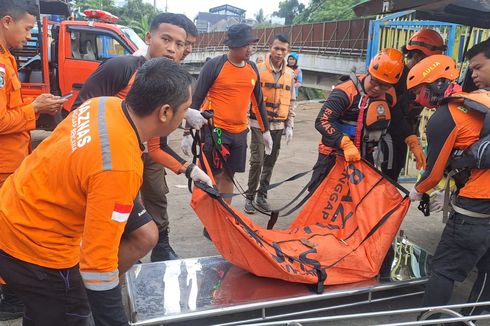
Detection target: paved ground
<box><xmin>1</xmin><ymin>101</ymin><xmax>486</xmax><ymax>325</ymax></box>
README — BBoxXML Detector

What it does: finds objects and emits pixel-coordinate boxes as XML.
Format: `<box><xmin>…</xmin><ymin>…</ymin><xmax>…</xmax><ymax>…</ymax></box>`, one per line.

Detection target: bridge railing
<box><xmin>194</xmin><ymin>18</ymin><xmax>372</xmax><ymax>58</ymax></box>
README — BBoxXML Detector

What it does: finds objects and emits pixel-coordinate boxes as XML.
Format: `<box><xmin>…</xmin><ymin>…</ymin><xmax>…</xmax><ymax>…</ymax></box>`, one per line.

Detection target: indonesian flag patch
<box><xmin>0</xmin><ymin>64</ymin><xmax>5</xmax><ymax>89</ymax></box>
<box><xmin>111</xmin><ymin>203</ymin><xmax>132</xmax><ymax>222</ymax></box>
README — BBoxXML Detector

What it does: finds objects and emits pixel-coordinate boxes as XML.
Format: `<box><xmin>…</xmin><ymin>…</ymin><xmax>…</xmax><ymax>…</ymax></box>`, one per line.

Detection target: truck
<box><xmin>12</xmin><ymin>0</ymin><xmax>146</xmax><ymax>130</ymax></box>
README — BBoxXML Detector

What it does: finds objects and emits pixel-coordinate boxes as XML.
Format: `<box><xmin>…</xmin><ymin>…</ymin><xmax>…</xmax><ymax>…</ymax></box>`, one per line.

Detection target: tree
<box><xmin>294</xmin><ymin>0</ymin><xmax>359</xmax><ymax>24</ymax></box>
<box><xmin>273</xmin><ymin>0</ymin><xmax>305</xmax><ymax>25</ymax></box>
<box><xmin>128</xmin><ymin>14</ymin><xmax>151</xmax><ymax>39</ymax></box>
<box><xmin>117</xmin><ymin>0</ymin><xmax>159</xmax><ymax>26</ymax></box>
<box><xmin>255</xmin><ymin>9</ymin><xmax>266</xmax><ymax>24</ymax></box>
<box><xmin>70</xmin><ymin>0</ymin><xmax>121</xmax><ymax>19</ymax></box>
<box><xmin>70</xmin><ymin>0</ymin><xmax>157</xmax><ymax>28</ymax></box>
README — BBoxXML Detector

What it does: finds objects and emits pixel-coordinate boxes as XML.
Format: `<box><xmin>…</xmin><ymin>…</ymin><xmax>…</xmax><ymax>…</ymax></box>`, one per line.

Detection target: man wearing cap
<box><xmin>182</xmin><ymin>23</ymin><xmax>272</xmax><ymax>204</ymax></box>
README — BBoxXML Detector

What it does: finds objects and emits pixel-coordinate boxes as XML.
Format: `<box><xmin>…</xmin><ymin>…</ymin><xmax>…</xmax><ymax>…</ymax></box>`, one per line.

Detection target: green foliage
<box><xmin>70</xmin><ymin>0</ymin><xmax>158</xmax><ymax>38</ymax></box>
<box><xmin>255</xmin><ymin>9</ymin><xmax>266</xmax><ymax>24</ymax></box>
<box><xmin>71</xmin><ymin>0</ymin><xmax>120</xmax><ymax>18</ymax></box>
<box><xmin>294</xmin><ymin>0</ymin><xmax>359</xmax><ymax>24</ymax></box>
<box><xmin>273</xmin><ymin>0</ymin><xmax>305</xmax><ymax>25</ymax></box>
<box><xmin>116</xmin><ymin>0</ymin><xmax>158</xmax><ymax>26</ymax></box>
<box><xmin>128</xmin><ymin>14</ymin><xmax>151</xmax><ymax>38</ymax></box>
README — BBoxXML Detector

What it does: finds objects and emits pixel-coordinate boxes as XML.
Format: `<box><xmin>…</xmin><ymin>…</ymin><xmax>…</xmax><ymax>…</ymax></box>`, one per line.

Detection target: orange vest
<box><xmin>447</xmin><ymin>91</ymin><xmax>490</xmax><ymax>199</ymax></box>
<box><xmin>256</xmin><ymin>56</ymin><xmax>293</xmax><ymax>122</ymax></box>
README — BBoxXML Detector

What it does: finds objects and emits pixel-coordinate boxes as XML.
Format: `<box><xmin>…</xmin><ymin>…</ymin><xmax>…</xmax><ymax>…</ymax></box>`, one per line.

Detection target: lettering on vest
<box><xmin>71</xmin><ymin>100</ymin><xmax>92</xmax><ymax>151</ymax></box>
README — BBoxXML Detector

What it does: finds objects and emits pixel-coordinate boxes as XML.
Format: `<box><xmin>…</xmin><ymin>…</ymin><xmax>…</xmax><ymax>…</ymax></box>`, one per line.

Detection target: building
<box><xmin>195</xmin><ymin>4</ymin><xmax>250</xmax><ymax>33</ymax></box>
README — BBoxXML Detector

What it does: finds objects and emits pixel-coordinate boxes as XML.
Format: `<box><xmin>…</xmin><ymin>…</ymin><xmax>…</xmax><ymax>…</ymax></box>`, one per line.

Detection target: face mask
<box><xmin>415</xmin><ymin>79</ymin><xmax>452</xmax><ymax>109</ymax></box>
<box><xmin>415</xmin><ymin>85</ymin><xmax>437</xmax><ymax>109</ymax></box>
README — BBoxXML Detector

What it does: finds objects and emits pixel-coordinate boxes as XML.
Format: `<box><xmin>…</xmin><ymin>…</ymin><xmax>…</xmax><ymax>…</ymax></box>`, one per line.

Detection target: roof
<box><xmin>353</xmin><ymin>0</ymin><xmax>490</xmax><ymax>28</ymax></box>
<box><xmin>209</xmin><ymin>4</ymin><xmax>246</xmax><ymax>16</ymax></box>
<box><xmin>196</xmin><ymin>12</ymin><xmax>231</xmax><ymax>25</ymax></box>
<box><xmin>39</xmin><ymin>0</ymin><xmax>71</xmax><ymax>16</ymax></box>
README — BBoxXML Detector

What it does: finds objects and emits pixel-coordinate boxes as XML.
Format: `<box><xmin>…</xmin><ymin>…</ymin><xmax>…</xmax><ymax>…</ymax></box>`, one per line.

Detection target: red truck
<box><xmin>12</xmin><ymin>0</ymin><xmax>145</xmax><ymax>129</ymax></box>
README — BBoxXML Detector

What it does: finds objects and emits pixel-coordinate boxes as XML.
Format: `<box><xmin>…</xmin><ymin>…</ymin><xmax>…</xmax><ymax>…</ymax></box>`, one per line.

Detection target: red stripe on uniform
<box><xmin>113</xmin><ymin>203</ymin><xmax>132</xmax><ymax>214</ymax></box>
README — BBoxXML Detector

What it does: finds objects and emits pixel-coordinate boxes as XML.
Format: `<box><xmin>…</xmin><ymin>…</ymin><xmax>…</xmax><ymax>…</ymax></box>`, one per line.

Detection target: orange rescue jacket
<box><xmin>0</xmin><ymin>44</ymin><xmax>37</xmax><ymax>174</ymax></box>
<box><xmin>252</xmin><ymin>55</ymin><xmax>294</xmax><ymax>122</ymax></box>
<box><xmin>0</xmin><ymin>97</ymin><xmax>143</xmax><ymax>291</ymax></box>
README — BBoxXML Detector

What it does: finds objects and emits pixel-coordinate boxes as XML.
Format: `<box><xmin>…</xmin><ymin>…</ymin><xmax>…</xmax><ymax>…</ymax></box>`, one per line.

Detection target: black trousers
<box><xmin>380</xmin><ymin>132</ymin><xmax>408</xmax><ymax>181</ymax></box>
<box><xmin>308</xmin><ymin>153</ymin><xmax>336</xmax><ymax>193</ymax></box>
<box><xmin>422</xmin><ymin>213</ymin><xmax>490</xmax><ymax>316</ymax></box>
<box><xmin>0</xmin><ymin>250</ymin><xmax>93</xmax><ymax>326</ymax></box>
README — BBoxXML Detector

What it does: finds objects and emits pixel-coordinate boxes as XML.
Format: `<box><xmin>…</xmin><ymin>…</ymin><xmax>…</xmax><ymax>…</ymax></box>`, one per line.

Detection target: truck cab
<box><xmin>12</xmin><ymin>0</ymin><xmax>145</xmax><ymax>129</ymax></box>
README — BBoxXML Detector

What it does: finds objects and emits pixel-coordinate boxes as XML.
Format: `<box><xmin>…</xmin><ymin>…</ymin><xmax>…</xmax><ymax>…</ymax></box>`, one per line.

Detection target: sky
<box><xmin>143</xmin><ymin>0</ymin><xmax>310</xmax><ymax>21</ymax></box>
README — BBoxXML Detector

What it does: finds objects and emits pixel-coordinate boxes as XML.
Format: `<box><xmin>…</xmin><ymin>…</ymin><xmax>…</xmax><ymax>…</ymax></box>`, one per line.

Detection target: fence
<box><xmin>195</xmin><ymin>18</ymin><xmax>372</xmax><ymax>58</ymax></box>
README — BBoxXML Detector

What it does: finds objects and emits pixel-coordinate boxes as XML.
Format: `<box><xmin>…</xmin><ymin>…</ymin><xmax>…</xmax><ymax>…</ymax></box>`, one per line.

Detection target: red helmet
<box><xmin>405</xmin><ymin>29</ymin><xmax>446</xmax><ymax>56</ymax></box>
<box><xmin>368</xmin><ymin>48</ymin><xmax>404</xmax><ymax>84</ymax></box>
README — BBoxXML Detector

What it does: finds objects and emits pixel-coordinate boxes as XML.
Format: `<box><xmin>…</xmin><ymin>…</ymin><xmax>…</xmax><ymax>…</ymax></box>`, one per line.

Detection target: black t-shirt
<box><xmin>72</xmin><ymin>55</ymin><xmax>147</xmax><ymax>110</ymax></box>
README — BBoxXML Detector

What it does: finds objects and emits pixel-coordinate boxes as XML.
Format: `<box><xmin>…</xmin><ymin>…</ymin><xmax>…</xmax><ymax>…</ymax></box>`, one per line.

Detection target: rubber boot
<box><xmin>150</xmin><ymin>230</ymin><xmax>179</xmax><ymax>262</ymax></box>
<box><xmin>0</xmin><ymin>285</ymin><xmax>23</xmax><ymax>321</ymax></box>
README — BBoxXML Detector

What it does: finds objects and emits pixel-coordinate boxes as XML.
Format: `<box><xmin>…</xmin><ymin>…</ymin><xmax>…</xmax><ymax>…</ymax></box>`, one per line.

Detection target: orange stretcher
<box><xmin>191</xmin><ymin>154</ymin><xmax>411</xmax><ymax>291</ymax></box>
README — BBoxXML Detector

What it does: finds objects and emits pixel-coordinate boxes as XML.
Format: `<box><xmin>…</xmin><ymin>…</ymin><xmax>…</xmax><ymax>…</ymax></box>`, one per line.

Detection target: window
<box><xmin>69</xmin><ymin>30</ymin><xmax>130</xmax><ymax>61</ymax></box>
<box><xmin>96</xmin><ymin>35</ymin><xmax>130</xmax><ymax>59</ymax></box>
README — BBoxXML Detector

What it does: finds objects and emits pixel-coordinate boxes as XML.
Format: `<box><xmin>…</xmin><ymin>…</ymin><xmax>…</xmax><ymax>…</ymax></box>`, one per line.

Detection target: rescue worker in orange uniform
<box><xmin>244</xmin><ymin>33</ymin><xmax>295</xmax><ymax>213</ymax></box>
<box><xmin>310</xmin><ymin>48</ymin><xmax>425</xmax><ymax>192</ymax></box>
<box><xmin>408</xmin><ymin>51</ymin><xmax>490</xmax><ymax>320</ymax></box>
<box><xmin>0</xmin><ymin>0</ymin><xmax>66</xmax><ymax>187</ymax></box>
<box><xmin>0</xmin><ymin>58</ymin><xmax>193</xmax><ymax>325</ymax></box>
<box><xmin>0</xmin><ymin>0</ymin><xmax>67</xmax><ymax>320</ymax></box>
<box><xmin>181</xmin><ymin>23</ymin><xmax>272</xmax><ymax>205</ymax></box>
<box><xmin>381</xmin><ymin>29</ymin><xmax>446</xmax><ymax>180</ymax></box>
<box><xmin>72</xmin><ymin>13</ymin><xmax>210</xmax><ymax>263</ymax></box>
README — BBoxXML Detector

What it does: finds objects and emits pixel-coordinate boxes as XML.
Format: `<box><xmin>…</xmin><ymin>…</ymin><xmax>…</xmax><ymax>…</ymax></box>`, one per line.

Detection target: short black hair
<box><xmin>272</xmin><ymin>33</ymin><xmax>289</xmax><ymax>45</ymax></box>
<box><xmin>466</xmin><ymin>38</ymin><xmax>490</xmax><ymax>60</ymax></box>
<box><xmin>0</xmin><ymin>0</ymin><xmax>37</xmax><ymax>20</ymax></box>
<box><xmin>178</xmin><ymin>14</ymin><xmax>198</xmax><ymax>37</ymax></box>
<box><xmin>126</xmin><ymin>58</ymin><xmax>193</xmax><ymax>117</ymax></box>
<box><xmin>149</xmin><ymin>12</ymin><xmax>187</xmax><ymax>34</ymax></box>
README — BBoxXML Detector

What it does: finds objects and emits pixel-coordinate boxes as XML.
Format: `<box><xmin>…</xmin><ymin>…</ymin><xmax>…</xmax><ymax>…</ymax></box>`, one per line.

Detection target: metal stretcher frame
<box><xmin>124</xmin><ymin>237</ymin><xmax>432</xmax><ymax>325</ymax></box>
<box><xmin>246</xmin><ymin>302</ymin><xmax>490</xmax><ymax>326</ymax></box>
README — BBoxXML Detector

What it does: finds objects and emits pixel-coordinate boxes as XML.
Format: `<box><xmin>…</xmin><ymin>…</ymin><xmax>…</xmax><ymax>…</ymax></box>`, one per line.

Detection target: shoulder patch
<box><xmin>0</xmin><ymin>64</ymin><xmax>5</xmax><ymax>89</ymax></box>
<box><xmin>456</xmin><ymin>105</ymin><xmax>469</xmax><ymax>113</ymax></box>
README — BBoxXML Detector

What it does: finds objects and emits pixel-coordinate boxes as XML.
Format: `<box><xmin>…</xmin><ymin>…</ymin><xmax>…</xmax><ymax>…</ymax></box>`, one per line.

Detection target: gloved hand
<box><xmin>285</xmin><ymin>126</ymin><xmax>293</xmax><ymax>145</ymax></box>
<box><xmin>181</xmin><ymin>134</ymin><xmax>193</xmax><ymax>156</ymax></box>
<box><xmin>409</xmin><ymin>187</ymin><xmax>423</xmax><ymax>201</ymax></box>
<box><xmin>184</xmin><ymin>109</ymin><xmax>208</xmax><ymax>130</ymax></box>
<box><xmin>339</xmin><ymin>136</ymin><xmax>361</xmax><ymax>162</ymax></box>
<box><xmin>263</xmin><ymin>131</ymin><xmax>273</xmax><ymax>155</ymax></box>
<box><xmin>189</xmin><ymin>165</ymin><xmax>213</xmax><ymax>187</ymax></box>
<box><xmin>405</xmin><ymin>135</ymin><xmax>427</xmax><ymax>170</ymax></box>
<box><xmin>429</xmin><ymin>190</ymin><xmax>444</xmax><ymax>213</ymax></box>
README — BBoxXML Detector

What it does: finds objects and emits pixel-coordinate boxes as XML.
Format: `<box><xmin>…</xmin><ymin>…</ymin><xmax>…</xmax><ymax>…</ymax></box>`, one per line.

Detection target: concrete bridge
<box><xmin>185</xmin><ymin>49</ymin><xmax>366</xmax><ymax>90</ymax></box>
